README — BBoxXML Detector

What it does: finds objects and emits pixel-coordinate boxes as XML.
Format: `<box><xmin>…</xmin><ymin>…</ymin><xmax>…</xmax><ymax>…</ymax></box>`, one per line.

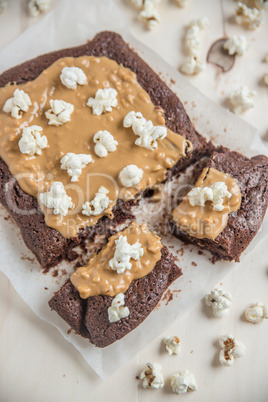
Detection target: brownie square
<box><xmin>171</xmin><ymin>146</ymin><xmax>268</xmax><ymax>262</ymax></box>
<box><xmin>0</xmin><ymin>31</ymin><xmax>212</xmax><ymax>271</ymax></box>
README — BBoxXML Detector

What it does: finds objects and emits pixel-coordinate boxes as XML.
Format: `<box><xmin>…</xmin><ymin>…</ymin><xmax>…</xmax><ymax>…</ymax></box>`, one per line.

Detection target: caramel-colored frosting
<box><xmin>172</xmin><ymin>167</ymin><xmax>241</xmax><ymax>240</ymax></box>
<box><xmin>70</xmin><ymin>222</ymin><xmax>162</xmax><ymax>298</ymax></box>
<box><xmin>0</xmin><ymin>56</ymin><xmax>191</xmax><ymax>238</ymax></box>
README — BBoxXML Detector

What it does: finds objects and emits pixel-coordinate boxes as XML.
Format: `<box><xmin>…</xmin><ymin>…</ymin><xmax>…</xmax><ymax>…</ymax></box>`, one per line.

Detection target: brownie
<box><xmin>48</xmin><ymin>246</ymin><xmax>182</xmax><ymax>347</ymax></box>
<box><xmin>171</xmin><ymin>146</ymin><xmax>268</xmax><ymax>262</ymax></box>
<box><xmin>0</xmin><ymin>31</ymin><xmax>213</xmax><ymax>270</ymax></box>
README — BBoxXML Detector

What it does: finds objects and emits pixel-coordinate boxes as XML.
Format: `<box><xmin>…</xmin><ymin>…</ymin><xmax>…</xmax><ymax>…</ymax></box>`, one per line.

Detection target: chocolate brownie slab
<box><xmin>0</xmin><ymin>31</ymin><xmax>212</xmax><ymax>270</ymax></box>
<box><xmin>49</xmin><ymin>246</ymin><xmax>182</xmax><ymax>347</ymax></box>
<box><xmin>171</xmin><ymin>146</ymin><xmax>268</xmax><ymax>262</ymax></box>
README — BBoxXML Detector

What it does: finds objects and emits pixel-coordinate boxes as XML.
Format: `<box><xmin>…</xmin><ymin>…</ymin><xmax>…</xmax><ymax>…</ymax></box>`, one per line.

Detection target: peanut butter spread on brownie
<box><xmin>172</xmin><ymin>167</ymin><xmax>241</xmax><ymax>240</ymax></box>
<box><xmin>0</xmin><ymin>56</ymin><xmax>191</xmax><ymax>238</ymax></box>
<box><xmin>71</xmin><ymin>222</ymin><xmax>162</xmax><ymax>298</ymax></box>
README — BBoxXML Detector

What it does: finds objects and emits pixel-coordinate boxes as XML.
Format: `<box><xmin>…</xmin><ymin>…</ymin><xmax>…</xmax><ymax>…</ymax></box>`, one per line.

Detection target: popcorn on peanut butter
<box><xmin>93</xmin><ymin>130</ymin><xmax>118</xmax><ymax>158</ymax></box>
<box><xmin>119</xmin><ymin>164</ymin><xmax>143</xmax><ymax>187</ymax></box>
<box><xmin>3</xmin><ymin>89</ymin><xmax>32</xmax><ymax>119</ymax></box>
<box><xmin>123</xmin><ymin>111</ymin><xmax>167</xmax><ymax>150</ymax></box>
<box><xmin>60</xmin><ymin>67</ymin><xmax>87</xmax><ymax>90</ymax></box>
<box><xmin>86</xmin><ymin>88</ymin><xmax>118</xmax><ymax>116</ymax></box>
<box><xmin>45</xmin><ymin>99</ymin><xmax>74</xmax><ymax>126</ymax></box>
<box><xmin>245</xmin><ymin>302</ymin><xmax>268</xmax><ymax>324</ymax></box>
<box><xmin>187</xmin><ymin>182</ymin><xmax>232</xmax><ymax>211</ymax></box>
<box><xmin>171</xmin><ymin>370</ymin><xmax>197</xmax><ymax>394</ymax></box>
<box><xmin>109</xmin><ymin>235</ymin><xmax>144</xmax><ymax>274</ymax></box>
<box><xmin>19</xmin><ymin>125</ymin><xmax>48</xmax><ymax>156</ymax></box>
<box><xmin>82</xmin><ymin>187</ymin><xmax>111</xmax><ymax>217</ymax></box>
<box><xmin>60</xmin><ymin>152</ymin><xmax>92</xmax><ymax>182</ymax></box>
<box><xmin>28</xmin><ymin>0</ymin><xmax>51</xmax><ymax>17</ymax></box>
<box><xmin>139</xmin><ymin>362</ymin><xmax>164</xmax><ymax>389</ymax></box>
<box><xmin>219</xmin><ymin>334</ymin><xmax>246</xmax><ymax>367</ymax></box>
<box><xmin>163</xmin><ymin>336</ymin><xmax>181</xmax><ymax>355</ymax></box>
<box><xmin>39</xmin><ymin>182</ymin><xmax>73</xmax><ymax>216</ymax></box>
<box><xmin>108</xmin><ymin>293</ymin><xmax>130</xmax><ymax>323</ymax></box>
<box><xmin>235</xmin><ymin>2</ymin><xmax>264</xmax><ymax>30</ymax></box>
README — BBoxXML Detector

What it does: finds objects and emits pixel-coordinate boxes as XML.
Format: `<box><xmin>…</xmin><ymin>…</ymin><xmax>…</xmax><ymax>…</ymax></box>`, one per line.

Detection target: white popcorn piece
<box><xmin>109</xmin><ymin>235</ymin><xmax>144</xmax><ymax>274</ymax></box>
<box><xmin>87</xmin><ymin>88</ymin><xmax>118</xmax><ymax>116</ymax></box>
<box><xmin>139</xmin><ymin>363</ymin><xmax>164</xmax><ymax>389</ymax></box>
<box><xmin>235</xmin><ymin>2</ymin><xmax>264</xmax><ymax>30</ymax></box>
<box><xmin>0</xmin><ymin>0</ymin><xmax>8</xmax><ymax>13</ymax></box>
<box><xmin>123</xmin><ymin>111</ymin><xmax>167</xmax><ymax>150</ymax></box>
<box><xmin>60</xmin><ymin>67</ymin><xmax>87</xmax><ymax>90</ymax></box>
<box><xmin>60</xmin><ymin>152</ymin><xmax>92</xmax><ymax>182</ymax></box>
<box><xmin>188</xmin><ymin>182</ymin><xmax>232</xmax><ymax>212</ymax></box>
<box><xmin>18</xmin><ymin>125</ymin><xmax>48</xmax><ymax>156</ymax></box>
<box><xmin>28</xmin><ymin>0</ymin><xmax>51</xmax><ymax>17</ymax></box>
<box><xmin>163</xmin><ymin>336</ymin><xmax>181</xmax><ymax>355</ymax></box>
<box><xmin>39</xmin><ymin>182</ymin><xmax>73</xmax><ymax>216</ymax></box>
<box><xmin>264</xmin><ymin>74</ymin><xmax>268</xmax><ymax>86</ymax></box>
<box><xmin>219</xmin><ymin>334</ymin><xmax>246</xmax><ymax>367</ymax></box>
<box><xmin>108</xmin><ymin>293</ymin><xmax>130</xmax><ymax>323</ymax></box>
<box><xmin>175</xmin><ymin>0</ymin><xmax>190</xmax><ymax>7</ymax></box>
<box><xmin>45</xmin><ymin>99</ymin><xmax>74</xmax><ymax>126</ymax></box>
<box><xmin>180</xmin><ymin>57</ymin><xmax>204</xmax><ymax>75</ymax></box>
<box><xmin>223</xmin><ymin>35</ymin><xmax>249</xmax><ymax>56</ymax></box>
<box><xmin>245</xmin><ymin>302</ymin><xmax>268</xmax><ymax>324</ymax></box>
<box><xmin>171</xmin><ymin>370</ymin><xmax>197</xmax><ymax>395</ymax></box>
<box><xmin>205</xmin><ymin>288</ymin><xmax>232</xmax><ymax>318</ymax></box>
<box><xmin>93</xmin><ymin>130</ymin><xmax>118</xmax><ymax>158</ymax></box>
<box><xmin>3</xmin><ymin>89</ymin><xmax>32</xmax><ymax>119</ymax></box>
<box><xmin>139</xmin><ymin>3</ymin><xmax>161</xmax><ymax>30</ymax></box>
<box><xmin>119</xmin><ymin>164</ymin><xmax>143</xmax><ymax>187</ymax></box>
<box><xmin>229</xmin><ymin>86</ymin><xmax>256</xmax><ymax>114</ymax></box>
<box><xmin>255</xmin><ymin>0</ymin><xmax>268</xmax><ymax>10</ymax></box>
<box><xmin>130</xmin><ymin>0</ymin><xmax>160</xmax><ymax>9</ymax></box>
<box><xmin>82</xmin><ymin>187</ymin><xmax>111</xmax><ymax>217</ymax></box>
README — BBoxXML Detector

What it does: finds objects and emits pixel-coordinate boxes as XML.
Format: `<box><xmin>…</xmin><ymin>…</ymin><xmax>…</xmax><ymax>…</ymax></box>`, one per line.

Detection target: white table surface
<box><xmin>0</xmin><ymin>1</ymin><xmax>268</xmax><ymax>401</ymax></box>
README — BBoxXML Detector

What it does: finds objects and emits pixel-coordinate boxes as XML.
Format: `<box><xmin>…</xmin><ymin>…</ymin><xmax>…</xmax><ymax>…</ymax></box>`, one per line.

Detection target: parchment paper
<box><xmin>0</xmin><ymin>0</ymin><xmax>267</xmax><ymax>379</ymax></box>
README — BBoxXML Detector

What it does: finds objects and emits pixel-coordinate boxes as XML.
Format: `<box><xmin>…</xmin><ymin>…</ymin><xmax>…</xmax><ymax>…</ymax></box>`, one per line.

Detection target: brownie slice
<box><xmin>49</xmin><ymin>246</ymin><xmax>182</xmax><ymax>347</ymax></box>
<box><xmin>0</xmin><ymin>31</ymin><xmax>212</xmax><ymax>270</ymax></box>
<box><xmin>171</xmin><ymin>146</ymin><xmax>268</xmax><ymax>262</ymax></box>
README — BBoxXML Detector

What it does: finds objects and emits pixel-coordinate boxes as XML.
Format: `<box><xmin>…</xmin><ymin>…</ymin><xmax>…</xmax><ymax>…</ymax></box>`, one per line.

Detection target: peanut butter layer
<box><xmin>172</xmin><ymin>167</ymin><xmax>241</xmax><ymax>240</ymax></box>
<box><xmin>0</xmin><ymin>56</ymin><xmax>190</xmax><ymax>238</ymax></box>
<box><xmin>70</xmin><ymin>222</ymin><xmax>162</xmax><ymax>298</ymax></box>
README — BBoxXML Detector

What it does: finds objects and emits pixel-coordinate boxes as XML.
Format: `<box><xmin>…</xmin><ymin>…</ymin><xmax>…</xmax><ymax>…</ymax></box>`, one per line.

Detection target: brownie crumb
<box><xmin>191</xmin><ymin>261</ymin><xmax>197</xmax><ymax>267</ymax></box>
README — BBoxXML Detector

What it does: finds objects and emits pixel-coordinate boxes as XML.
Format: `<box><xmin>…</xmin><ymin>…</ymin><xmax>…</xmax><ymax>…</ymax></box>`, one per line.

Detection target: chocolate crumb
<box><xmin>191</xmin><ymin>261</ymin><xmax>197</xmax><ymax>267</ymax></box>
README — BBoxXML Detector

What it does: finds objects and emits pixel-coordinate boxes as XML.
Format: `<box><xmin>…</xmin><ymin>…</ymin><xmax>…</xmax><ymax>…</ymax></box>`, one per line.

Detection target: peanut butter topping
<box><xmin>172</xmin><ymin>168</ymin><xmax>241</xmax><ymax>240</ymax></box>
<box><xmin>0</xmin><ymin>56</ymin><xmax>190</xmax><ymax>238</ymax></box>
<box><xmin>70</xmin><ymin>222</ymin><xmax>162</xmax><ymax>298</ymax></box>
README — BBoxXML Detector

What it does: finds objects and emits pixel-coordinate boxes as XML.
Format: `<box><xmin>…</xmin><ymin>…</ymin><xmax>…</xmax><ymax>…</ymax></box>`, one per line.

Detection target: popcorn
<box><xmin>245</xmin><ymin>302</ymin><xmax>268</xmax><ymax>324</ymax></box>
<box><xmin>235</xmin><ymin>2</ymin><xmax>264</xmax><ymax>30</ymax></box>
<box><xmin>109</xmin><ymin>235</ymin><xmax>144</xmax><ymax>274</ymax></box>
<box><xmin>264</xmin><ymin>74</ymin><xmax>268</xmax><ymax>86</ymax></box>
<box><xmin>171</xmin><ymin>370</ymin><xmax>197</xmax><ymax>394</ymax></box>
<box><xmin>205</xmin><ymin>288</ymin><xmax>232</xmax><ymax>317</ymax></box>
<box><xmin>45</xmin><ymin>99</ymin><xmax>74</xmax><ymax>126</ymax></box>
<box><xmin>3</xmin><ymin>89</ymin><xmax>32</xmax><ymax>119</ymax></box>
<box><xmin>229</xmin><ymin>86</ymin><xmax>256</xmax><ymax>114</ymax></box>
<box><xmin>175</xmin><ymin>0</ymin><xmax>190</xmax><ymax>7</ymax></box>
<box><xmin>123</xmin><ymin>111</ymin><xmax>167</xmax><ymax>150</ymax></box>
<box><xmin>119</xmin><ymin>164</ymin><xmax>143</xmax><ymax>187</ymax></box>
<box><xmin>39</xmin><ymin>182</ymin><xmax>73</xmax><ymax>216</ymax></box>
<box><xmin>82</xmin><ymin>187</ymin><xmax>110</xmax><ymax>217</ymax></box>
<box><xmin>223</xmin><ymin>35</ymin><xmax>249</xmax><ymax>56</ymax></box>
<box><xmin>60</xmin><ymin>67</ymin><xmax>87</xmax><ymax>90</ymax></box>
<box><xmin>28</xmin><ymin>0</ymin><xmax>51</xmax><ymax>17</ymax></box>
<box><xmin>108</xmin><ymin>293</ymin><xmax>130</xmax><ymax>323</ymax></box>
<box><xmin>188</xmin><ymin>182</ymin><xmax>232</xmax><ymax>212</ymax></box>
<box><xmin>18</xmin><ymin>125</ymin><xmax>48</xmax><ymax>156</ymax></box>
<box><xmin>255</xmin><ymin>0</ymin><xmax>268</xmax><ymax>10</ymax></box>
<box><xmin>180</xmin><ymin>17</ymin><xmax>209</xmax><ymax>76</ymax></box>
<box><xmin>219</xmin><ymin>334</ymin><xmax>246</xmax><ymax>367</ymax></box>
<box><xmin>130</xmin><ymin>0</ymin><xmax>160</xmax><ymax>9</ymax></box>
<box><xmin>87</xmin><ymin>88</ymin><xmax>118</xmax><ymax>116</ymax></box>
<box><xmin>139</xmin><ymin>3</ymin><xmax>161</xmax><ymax>30</ymax></box>
<box><xmin>93</xmin><ymin>130</ymin><xmax>118</xmax><ymax>158</ymax></box>
<box><xmin>60</xmin><ymin>153</ymin><xmax>92</xmax><ymax>182</ymax></box>
<box><xmin>139</xmin><ymin>363</ymin><xmax>164</xmax><ymax>389</ymax></box>
<box><xmin>163</xmin><ymin>336</ymin><xmax>181</xmax><ymax>355</ymax></box>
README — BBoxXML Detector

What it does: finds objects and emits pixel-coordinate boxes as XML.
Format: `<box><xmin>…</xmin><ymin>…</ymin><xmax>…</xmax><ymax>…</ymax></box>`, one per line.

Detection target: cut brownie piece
<box><xmin>171</xmin><ymin>146</ymin><xmax>268</xmax><ymax>262</ymax></box>
<box><xmin>49</xmin><ymin>245</ymin><xmax>182</xmax><ymax>347</ymax></box>
<box><xmin>0</xmin><ymin>31</ymin><xmax>213</xmax><ymax>270</ymax></box>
